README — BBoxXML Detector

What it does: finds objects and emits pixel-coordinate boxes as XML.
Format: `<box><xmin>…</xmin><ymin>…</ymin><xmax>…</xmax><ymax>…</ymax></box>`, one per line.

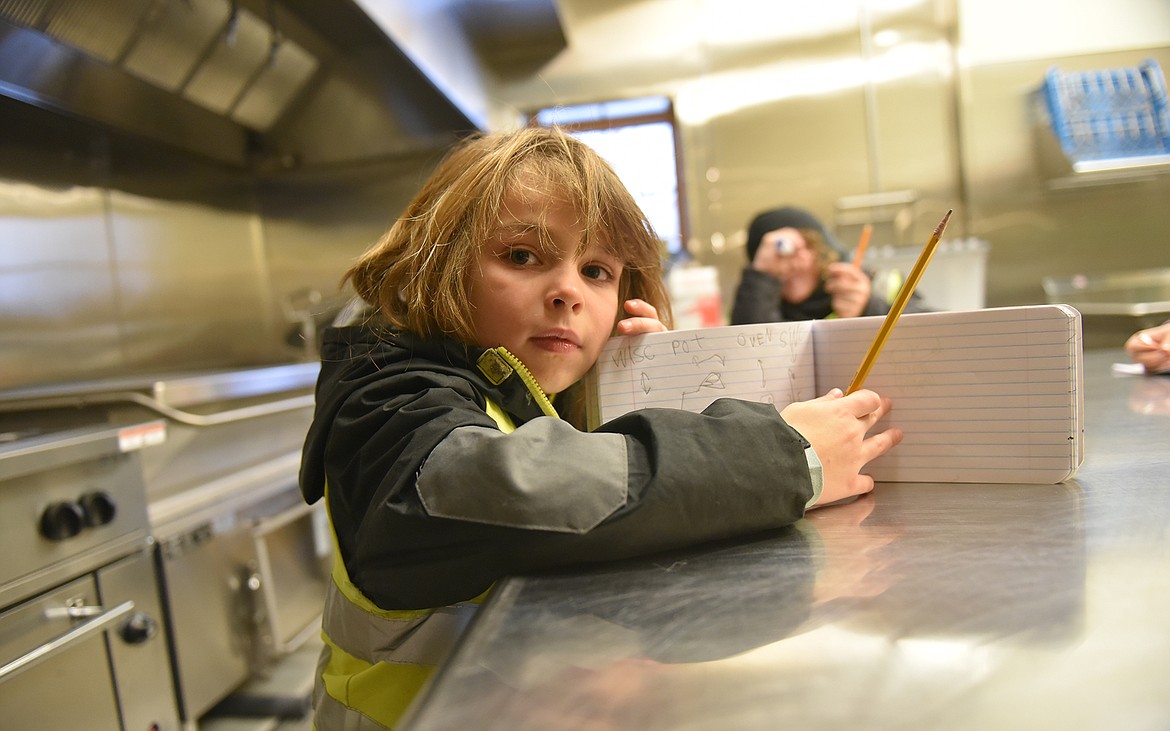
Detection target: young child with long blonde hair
<box><xmin>300</xmin><ymin>127</ymin><xmax>902</xmax><ymax>729</ymax></box>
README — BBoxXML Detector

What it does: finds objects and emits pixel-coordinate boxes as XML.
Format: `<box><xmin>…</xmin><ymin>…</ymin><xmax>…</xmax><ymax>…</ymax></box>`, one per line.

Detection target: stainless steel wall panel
<box><xmin>864</xmin><ymin>5</ymin><xmax>961</xmax><ymax>245</ymax></box>
<box><xmin>685</xmin><ymin>5</ymin><xmax>964</xmax><ymax>294</ymax></box>
<box><xmin>0</xmin><ymin>94</ymin><xmax>430</xmax><ymax>393</ymax></box>
<box><xmin>256</xmin><ymin>153</ymin><xmax>442</xmax><ymax>343</ymax></box>
<box><xmin>0</xmin><ymin>180</ymin><xmax>121</xmax><ymax>390</ymax></box>
<box><xmin>105</xmin><ymin>190</ymin><xmax>278</xmax><ymax>372</ymax></box>
<box><xmin>694</xmin><ymin>32</ymin><xmax>871</xmax><ymax>297</ymax></box>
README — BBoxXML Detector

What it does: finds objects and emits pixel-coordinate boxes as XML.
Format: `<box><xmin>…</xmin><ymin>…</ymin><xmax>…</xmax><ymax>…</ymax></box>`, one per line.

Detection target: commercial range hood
<box><xmin>0</xmin><ymin>0</ymin><xmax>479</xmax><ymax>168</ymax></box>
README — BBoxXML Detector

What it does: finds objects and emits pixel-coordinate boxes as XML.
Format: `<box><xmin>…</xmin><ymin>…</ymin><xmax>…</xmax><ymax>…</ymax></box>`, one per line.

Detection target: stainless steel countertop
<box><xmin>402</xmin><ymin>349</ymin><xmax>1170</xmax><ymax>731</ymax></box>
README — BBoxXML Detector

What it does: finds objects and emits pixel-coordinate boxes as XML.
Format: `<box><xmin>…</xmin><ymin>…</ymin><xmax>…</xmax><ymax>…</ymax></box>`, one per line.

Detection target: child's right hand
<box><xmin>780</xmin><ymin>388</ymin><xmax>903</xmax><ymax>507</ymax></box>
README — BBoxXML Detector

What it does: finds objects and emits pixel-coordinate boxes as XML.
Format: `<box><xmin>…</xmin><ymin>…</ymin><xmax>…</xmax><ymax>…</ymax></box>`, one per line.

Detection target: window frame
<box><xmin>527</xmin><ymin>98</ymin><xmax>690</xmax><ymax>258</ymax></box>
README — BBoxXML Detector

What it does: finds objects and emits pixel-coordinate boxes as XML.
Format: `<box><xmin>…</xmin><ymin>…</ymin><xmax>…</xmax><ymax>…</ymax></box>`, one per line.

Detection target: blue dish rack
<box><xmin>1043</xmin><ymin>59</ymin><xmax>1170</xmax><ymax>170</ymax></box>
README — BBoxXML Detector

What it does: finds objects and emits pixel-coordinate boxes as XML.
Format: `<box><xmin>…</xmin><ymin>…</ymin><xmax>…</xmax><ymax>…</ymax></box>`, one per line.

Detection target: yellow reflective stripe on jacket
<box><xmin>323</xmin><ymin>559</ymin><xmax>480</xmax><ymax>664</ymax></box>
<box><xmin>315</xmin><ymin>402</ymin><xmax>495</xmax><ymax>730</ymax></box>
<box><xmin>317</xmin><ymin>631</ymin><xmax>435</xmax><ymax>730</ymax></box>
<box><xmin>316</xmin><ymin>567</ymin><xmax>483</xmax><ymax>729</ymax></box>
<box><xmin>311</xmin><ymin>382</ymin><xmax>534</xmax><ymax>728</ymax></box>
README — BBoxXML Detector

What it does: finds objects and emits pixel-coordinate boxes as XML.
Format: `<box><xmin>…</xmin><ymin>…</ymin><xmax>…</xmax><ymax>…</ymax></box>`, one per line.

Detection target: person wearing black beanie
<box><xmin>730</xmin><ymin>206</ymin><xmax>929</xmax><ymax>324</ymax></box>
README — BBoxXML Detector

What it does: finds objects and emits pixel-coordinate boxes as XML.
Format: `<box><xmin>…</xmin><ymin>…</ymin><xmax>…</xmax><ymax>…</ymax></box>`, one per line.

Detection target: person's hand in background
<box><xmin>1125</xmin><ymin>321</ymin><xmax>1170</xmax><ymax>374</ymax></box>
<box><xmin>823</xmin><ymin>262</ymin><xmax>873</xmax><ymax>318</ymax></box>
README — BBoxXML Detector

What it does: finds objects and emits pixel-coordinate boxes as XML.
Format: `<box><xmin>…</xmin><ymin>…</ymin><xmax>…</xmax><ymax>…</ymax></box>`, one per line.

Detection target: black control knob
<box><xmin>119</xmin><ymin>612</ymin><xmax>159</xmax><ymax>645</ymax></box>
<box><xmin>39</xmin><ymin>501</ymin><xmax>85</xmax><ymax>541</ymax></box>
<box><xmin>79</xmin><ymin>490</ymin><xmax>117</xmax><ymax>527</ymax></box>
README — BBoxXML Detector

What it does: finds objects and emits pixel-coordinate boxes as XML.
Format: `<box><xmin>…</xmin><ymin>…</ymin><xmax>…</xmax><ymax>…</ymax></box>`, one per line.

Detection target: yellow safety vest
<box><xmin>312</xmin><ymin>399</ymin><xmax>515</xmax><ymax>730</ymax></box>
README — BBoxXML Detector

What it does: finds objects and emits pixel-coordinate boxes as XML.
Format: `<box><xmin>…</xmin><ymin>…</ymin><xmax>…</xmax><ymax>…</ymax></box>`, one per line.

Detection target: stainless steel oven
<box><xmin>150</xmin><ymin>457</ymin><xmax>330</xmax><ymax>722</ymax></box>
<box><xmin>0</xmin><ymin>421</ymin><xmax>179</xmax><ymax>730</ymax></box>
<box><xmin>0</xmin><ymin>363</ymin><xmax>327</xmax><ymax>727</ymax></box>
<box><xmin>121</xmin><ymin>364</ymin><xmax>328</xmax><ymax>723</ymax></box>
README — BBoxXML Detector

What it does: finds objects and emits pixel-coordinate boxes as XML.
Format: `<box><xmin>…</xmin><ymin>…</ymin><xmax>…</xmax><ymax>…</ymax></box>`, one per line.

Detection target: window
<box><xmin>531</xmin><ymin>97</ymin><xmax>688</xmax><ymax>260</ymax></box>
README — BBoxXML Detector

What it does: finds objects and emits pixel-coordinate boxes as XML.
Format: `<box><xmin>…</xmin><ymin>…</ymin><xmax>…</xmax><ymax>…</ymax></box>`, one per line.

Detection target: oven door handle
<box><xmin>0</xmin><ymin>600</ymin><xmax>135</xmax><ymax>682</ymax></box>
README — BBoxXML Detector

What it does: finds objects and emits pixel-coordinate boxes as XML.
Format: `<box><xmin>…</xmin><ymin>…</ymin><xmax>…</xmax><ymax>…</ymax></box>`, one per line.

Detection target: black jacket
<box><xmin>301</xmin><ymin>324</ymin><xmax>815</xmax><ymax>610</ymax></box>
<box><xmin>730</xmin><ymin>268</ymin><xmax>930</xmax><ymax>325</ymax></box>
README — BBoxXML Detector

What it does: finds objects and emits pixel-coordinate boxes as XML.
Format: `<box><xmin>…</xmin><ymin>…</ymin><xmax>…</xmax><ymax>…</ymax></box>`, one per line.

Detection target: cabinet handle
<box><xmin>0</xmin><ymin>600</ymin><xmax>135</xmax><ymax>682</ymax></box>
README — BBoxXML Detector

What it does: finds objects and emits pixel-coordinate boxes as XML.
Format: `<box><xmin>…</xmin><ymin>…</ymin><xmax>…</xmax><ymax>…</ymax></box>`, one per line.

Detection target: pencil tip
<box><xmin>934</xmin><ymin>209</ymin><xmax>953</xmax><ymax>235</ymax></box>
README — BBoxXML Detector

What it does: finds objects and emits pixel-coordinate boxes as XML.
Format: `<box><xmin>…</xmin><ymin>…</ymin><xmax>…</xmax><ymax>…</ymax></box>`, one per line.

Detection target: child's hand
<box><xmin>824</xmin><ymin>262</ymin><xmax>872</xmax><ymax>318</ymax></box>
<box><xmin>615</xmin><ymin>299</ymin><xmax>669</xmax><ymax>335</ymax></box>
<box><xmin>780</xmin><ymin>388</ymin><xmax>903</xmax><ymax>506</ymax></box>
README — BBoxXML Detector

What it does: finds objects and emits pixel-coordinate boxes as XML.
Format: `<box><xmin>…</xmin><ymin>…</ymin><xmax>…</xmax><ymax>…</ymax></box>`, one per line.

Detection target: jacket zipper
<box><xmin>493</xmin><ymin>348</ymin><xmax>560</xmax><ymax>418</ymax></box>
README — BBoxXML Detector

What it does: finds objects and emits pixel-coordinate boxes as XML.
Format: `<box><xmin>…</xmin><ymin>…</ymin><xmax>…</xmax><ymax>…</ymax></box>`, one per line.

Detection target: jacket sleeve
<box><xmin>730</xmin><ymin>267</ymin><xmax>784</xmax><ymax>325</ymax></box>
<box><xmin>331</xmin><ymin>382</ymin><xmax>813</xmax><ymax>609</ymax></box>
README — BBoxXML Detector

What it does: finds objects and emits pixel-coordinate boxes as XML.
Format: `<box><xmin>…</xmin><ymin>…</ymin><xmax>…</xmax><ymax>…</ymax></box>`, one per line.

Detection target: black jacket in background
<box><xmin>730</xmin><ymin>268</ymin><xmax>930</xmax><ymax>325</ymax></box>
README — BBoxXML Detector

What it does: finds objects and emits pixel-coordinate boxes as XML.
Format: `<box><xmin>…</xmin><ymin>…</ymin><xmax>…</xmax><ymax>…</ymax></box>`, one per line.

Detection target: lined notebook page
<box><xmin>585</xmin><ymin>305</ymin><xmax>1082</xmax><ymax>485</ymax></box>
<box><xmin>587</xmin><ymin>321</ymin><xmax>818</xmax><ymax>427</ymax></box>
<box><xmin>811</xmin><ymin>305</ymin><xmax>1083</xmax><ymax>483</ymax></box>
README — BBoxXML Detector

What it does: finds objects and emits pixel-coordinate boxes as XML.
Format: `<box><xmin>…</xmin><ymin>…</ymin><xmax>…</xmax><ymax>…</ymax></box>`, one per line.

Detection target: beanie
<box><xmin>744</xmin><ymin>206</ymin><xmax>845</xmax><ymax>261</ymax></box>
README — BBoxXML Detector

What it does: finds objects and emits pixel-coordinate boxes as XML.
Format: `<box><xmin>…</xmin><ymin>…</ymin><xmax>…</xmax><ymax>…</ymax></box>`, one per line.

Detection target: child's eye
<box><xmin>582</xmin><ymin>263</ymin><xmax>614</xmax><ymax>282</ymax></box>
<box><xmin>507</xmin><ymin>248</ymin><xmax>535</xmax><ymax>266</ymax></box>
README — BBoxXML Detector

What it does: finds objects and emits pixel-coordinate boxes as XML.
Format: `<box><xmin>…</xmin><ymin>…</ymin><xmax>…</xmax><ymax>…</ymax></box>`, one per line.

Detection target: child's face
<box><xmin>467</xmin><ymin>183</ymin><xmax>623</xmax><ymax>395</ymax></box>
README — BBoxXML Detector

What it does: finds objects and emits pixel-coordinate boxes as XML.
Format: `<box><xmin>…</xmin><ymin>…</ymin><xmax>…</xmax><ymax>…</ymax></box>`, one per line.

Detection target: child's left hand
<box><xmin>616</xmin><ymin>299</ymin><xmax>669</xmax><ymax>335</ymax></box>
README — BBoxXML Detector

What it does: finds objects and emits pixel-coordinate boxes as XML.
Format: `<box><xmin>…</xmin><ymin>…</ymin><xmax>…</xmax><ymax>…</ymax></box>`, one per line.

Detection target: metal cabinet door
<box><xmin>99</xmin><ymin>549</ymin><xmax>182</xmax><ymax>731</ymax></box>
<box><xmin>158</xmin><ymin>520</ymin><xmax>255</xmax><ymax>720</ymax></box>
<box><xmin>0</xmin><ymin>576</ymin><xmax>122</xmax><ymax>729</ymax></box>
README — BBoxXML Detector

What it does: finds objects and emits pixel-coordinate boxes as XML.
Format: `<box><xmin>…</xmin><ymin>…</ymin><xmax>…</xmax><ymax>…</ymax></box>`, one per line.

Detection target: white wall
<box><xmin>959</xmin><ymin>0</ymin><xmax>1170</xmax><ymax>65</ymax></box>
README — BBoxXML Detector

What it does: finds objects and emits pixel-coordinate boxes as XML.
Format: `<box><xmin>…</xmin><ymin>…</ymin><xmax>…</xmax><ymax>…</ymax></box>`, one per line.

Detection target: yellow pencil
<box><xmin>853</xmin><ymin>224</ymin><xmax>873</xmax><ymax>269</ymax></box>
<box><xmin>846</xmin><ymin>210</ymin><xmax>952</xmax><ymax>394</ymax></box>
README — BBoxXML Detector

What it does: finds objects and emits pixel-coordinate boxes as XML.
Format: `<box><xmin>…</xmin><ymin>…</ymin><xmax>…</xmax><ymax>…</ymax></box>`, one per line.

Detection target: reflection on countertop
<box><xmin>1124</xmin><ymin>371</ymin><xmax>1170</xmax><ymax>417</ymax></box>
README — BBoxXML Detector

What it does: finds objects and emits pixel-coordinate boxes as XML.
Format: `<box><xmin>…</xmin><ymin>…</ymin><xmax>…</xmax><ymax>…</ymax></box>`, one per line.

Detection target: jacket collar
<box><xmin>376</xmin><ymin>329</ymin><xmax>558</xmax><ymax>424</ymax></box>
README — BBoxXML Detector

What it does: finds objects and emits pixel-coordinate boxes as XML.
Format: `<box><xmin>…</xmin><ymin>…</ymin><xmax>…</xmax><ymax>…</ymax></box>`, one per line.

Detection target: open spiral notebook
<box><xmin>585</xmin><ymin>305</ymin><xmax>1084</xmax><ymax>484</ymax></box>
